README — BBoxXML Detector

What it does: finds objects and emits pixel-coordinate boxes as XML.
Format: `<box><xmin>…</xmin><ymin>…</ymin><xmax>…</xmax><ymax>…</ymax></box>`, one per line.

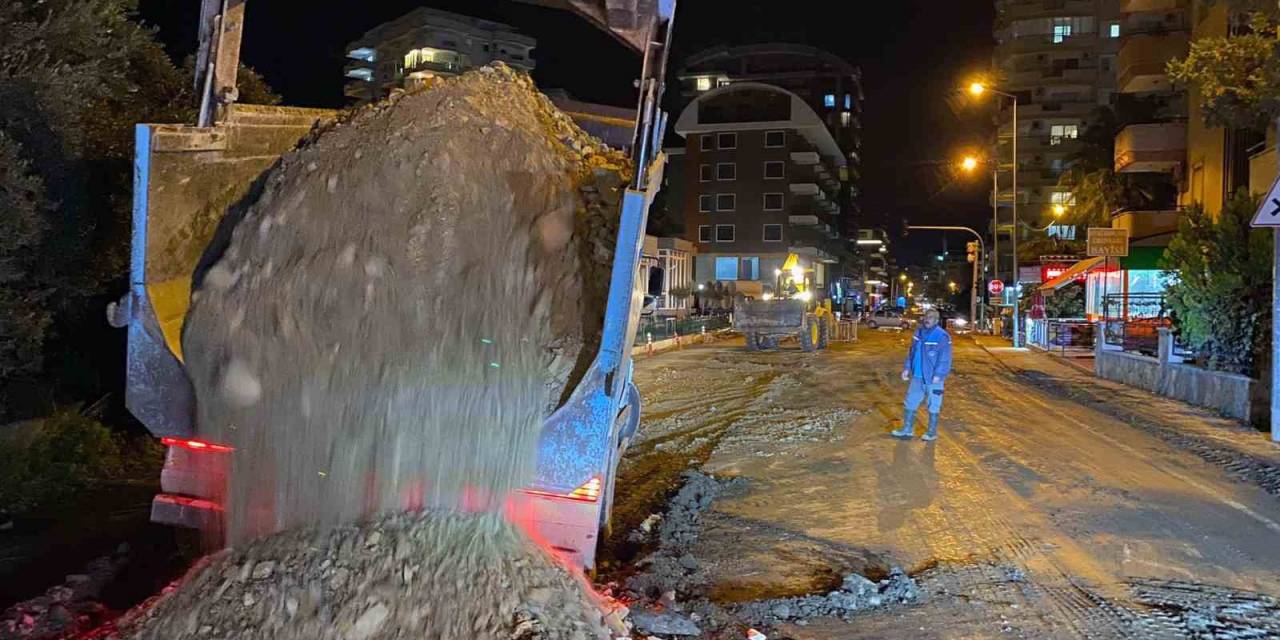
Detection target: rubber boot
<box><xmin>891</xmin><ymin>409</ymin><xmax>915</xmax><ymax>438</ymax></box>
<box><xmin>921</xmin><ymin>413</ymin><xmax>940</xmax><ymax>441</ymax></box>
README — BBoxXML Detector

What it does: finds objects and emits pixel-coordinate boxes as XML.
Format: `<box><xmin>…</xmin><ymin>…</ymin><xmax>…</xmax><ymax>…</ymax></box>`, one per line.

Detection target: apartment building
<box><xmin>677</xmin><ymin>44</ymin><xmax>864</xmax><ymax>237</ymax></box>
<box><xmin>993</xmin><ymin>0</ymin><xmax>1123</xmax><ymax>231</ymax></box>
<box><xmin>673</xmin><ymin>82</ymin><xmax>847</xmax><ymax>295</ymax></box>
<box><xmin>343</xmin><ymin>8</ymin><xmax>536</xmax><ymax>103</ymax></box>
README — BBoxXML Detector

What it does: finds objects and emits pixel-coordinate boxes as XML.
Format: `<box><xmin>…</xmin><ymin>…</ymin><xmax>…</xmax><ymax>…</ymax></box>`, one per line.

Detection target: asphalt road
<box><xmin>621</xmin><ymin>328</ymin><xmax>1280</xmax><ymax>638</ymax></box>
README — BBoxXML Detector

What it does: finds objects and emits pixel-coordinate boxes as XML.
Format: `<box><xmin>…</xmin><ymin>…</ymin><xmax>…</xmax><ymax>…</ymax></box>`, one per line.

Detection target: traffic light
<box><xmin>966</xmin><ymin>241</ymin><xmax>978</xmax><ymax>263</ymax></box>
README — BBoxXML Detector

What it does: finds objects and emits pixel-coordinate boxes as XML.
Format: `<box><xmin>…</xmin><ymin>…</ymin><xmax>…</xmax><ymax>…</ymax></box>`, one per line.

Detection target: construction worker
<box><xmin>892</xmin><ymin>308</ymin><xmax>952</xmax><ymax>442</ymax></box>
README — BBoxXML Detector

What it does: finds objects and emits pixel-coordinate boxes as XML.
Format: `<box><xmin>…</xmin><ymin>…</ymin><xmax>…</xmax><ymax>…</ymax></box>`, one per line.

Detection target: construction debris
<box><xmin>113</xmin><ymin>512</ymin><xmax>612</xmax><ymax>640</ymax></box>
<box><xmin>732</xmin><ymin>568</ymin><xmax>920</xmax><ymax>626</ymax></box>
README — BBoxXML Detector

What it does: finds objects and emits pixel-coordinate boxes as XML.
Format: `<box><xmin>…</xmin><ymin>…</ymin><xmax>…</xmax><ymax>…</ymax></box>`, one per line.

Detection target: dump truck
<box><xmin>734</xmin><ymin>253</ymin><xmax>833</xmax><ymax>352</ymax></box>
<box><xmin>108</xmin><ymin>0</ymin><xmax>677</xmax><ymax>571</ymax></box>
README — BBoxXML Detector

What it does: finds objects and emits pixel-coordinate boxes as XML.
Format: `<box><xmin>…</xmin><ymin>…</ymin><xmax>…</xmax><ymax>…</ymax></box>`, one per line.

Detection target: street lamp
<box><xmin>967</xmin><ymin>79</ymin><xmax>1021</xmax><ymax>347</ymax></box>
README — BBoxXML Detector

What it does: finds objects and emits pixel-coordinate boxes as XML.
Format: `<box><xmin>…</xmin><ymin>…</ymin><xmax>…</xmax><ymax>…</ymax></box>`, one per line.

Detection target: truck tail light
<box><xmin>523</xmin><ymin>476</ymin><xmax>602</xmax><ymax>503</ymax></box>
<box><xmin>161</xmin><ymin>437</ymin><xmax>235</xmax><ymax>454</ymax></box>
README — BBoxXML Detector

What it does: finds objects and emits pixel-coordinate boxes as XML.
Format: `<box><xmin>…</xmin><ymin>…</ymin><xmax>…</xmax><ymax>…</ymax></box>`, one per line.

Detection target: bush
<box><xmin>1160</xmin><ymin>190</ymin><xmax>1273</xmax><ymax>376</ymax></box>
<box><xmin>0</xmin><ymin>409</ymin><xmax>162</xmax><ymax>514</ymax></box>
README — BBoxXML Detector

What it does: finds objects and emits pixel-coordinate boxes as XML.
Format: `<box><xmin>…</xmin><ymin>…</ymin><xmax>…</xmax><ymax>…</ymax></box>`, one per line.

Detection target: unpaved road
<box><xmin>611</xmin><ymin>329</ymin><xmax>1280</xmax><ymax>638</ymax></box>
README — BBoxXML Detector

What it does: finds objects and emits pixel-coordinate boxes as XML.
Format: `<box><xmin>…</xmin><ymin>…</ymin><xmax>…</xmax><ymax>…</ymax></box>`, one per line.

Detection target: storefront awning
<box><xmin>1038</xmin><ymin>256</ymin><xmax>1105</xmax><ymax>292</ymax></box>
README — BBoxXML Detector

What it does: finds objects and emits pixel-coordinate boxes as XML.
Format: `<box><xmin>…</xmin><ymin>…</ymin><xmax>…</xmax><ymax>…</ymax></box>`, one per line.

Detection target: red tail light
<box><xmin>523</xmin><ymin>476</ymin><xmax>602</xmax><ymax>503</ymax></box>
<box><xmin>160</xmin><ymin>437</ymin><xmax>235</xmax><ymax>453</ymax></box>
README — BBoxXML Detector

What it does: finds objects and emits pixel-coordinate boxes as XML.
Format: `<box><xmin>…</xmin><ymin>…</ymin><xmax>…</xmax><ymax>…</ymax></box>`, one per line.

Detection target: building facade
<box><xmin>673</xmin><ymin>82</ymin><xmax>848</xmax><ymax>296</ymax></box>
<box><xmin>993</xmin><ymin>0</ymin><xmax>1123</xmax><ymax>231</ymax></box>
<box><xmin>677</xmin><ymin>44</ymin><xmax>864</xmax><ymax>237</ymax></box>
<box><xmin>343</xmin><ymin>8</ymin><xmax>536</xmax><ymax>103</ymax></box>
<box><xmin>667</xmin><ymin>45</ymin><xmax>862</xmax><ymax>298</ymax></box>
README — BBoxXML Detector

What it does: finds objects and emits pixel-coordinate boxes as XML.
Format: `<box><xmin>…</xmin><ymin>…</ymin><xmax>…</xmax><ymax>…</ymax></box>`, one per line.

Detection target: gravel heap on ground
<box><xmin>181</xmin><ymin>63</ymin><xmax>629</xmax><ymax>543</ymax></box>
<box><xmin>114</xmin><ymin>512</ymin><xmax>611</xmax><ymax>640</ymax></box>
<box><xmin>732</xmin><ymin>569</ymin><xmax>920</xmax><ymax>626</ymax></box>
<box><xmin>626</xmin><ymin>472</ymin><xmax>747</xmax><ymax>601</ymax></box>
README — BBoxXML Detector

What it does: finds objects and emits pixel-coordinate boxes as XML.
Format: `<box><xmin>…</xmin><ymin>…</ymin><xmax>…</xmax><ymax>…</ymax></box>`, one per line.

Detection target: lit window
<box><xmin>1050</xmin><ymin>191</ymin><xmax>1075</xmax><ymax>206</ymax></box>
<box><xmin>841</xmin><ymin>111</ymin><xmax>852</xmax><ymax>127</ymax></box>
<box><xmin>1052</xmin><ymin>17</ymin><xmax>1074</xmax><ymax>43</ymax></box>
<box><xmin>696</xmin><ymin>76</ymin><xmax>712</xmax><ymax>91</ymax></box>
<box><xmin>716</xmin><ymin>193</ymin><xmax>737</xmax><ymax>212</ymax></box>
<box><xmin>345</xmin><ymin>68</ymin><xmax>374</xmax><ymax>81</ymax></box>
<box><xmin>698</xmin><ymin>225</ymin><xmax>712</xmax><ymax>243</ymax></box>
<box><xmin>763</xmin><ymin>193</ymin><xmax>784</xmax><ymax>211</ymax></box>
<box><xmin>347</xmin><ymin>47</ymin><xmax>377</xmax><ymax>62</ymax></box>
<box><xmin>715</xmin><ymin>225</ymin><xmax>736</xmax><ymax>243</ymax></box>
<box><xmin>699</xmin><ymin>194</ymin><xmax>713</xmax><ymax>212</ymax></box>
<box><xmin>715</xmin><ymin>256</ymin><xmax>739</xmax><ymax>279</ymax></box>
<box><xmin>716</xmin><ymin>78</ymin><xmax>732</xmax><ymax>87</ymax></box>
<box><xmin>700</xmin><ymin>164</ymin><xmax>713</xmax><ymax>182</ymax></box>
<box><xmin>844</xmin><ymin>94</ymin><xmax>852</xmax><ymax>110</ymax></box>
<box><xmin>1047</xmin><ymin>224</ymin><xmax>1076</xmax><ymax>240</ymax></box>
<box><xmin>764</xmin><ymin>161</ymin><xmax>785</xmax><ymax>180</ymax></box>
<box><xmin>824</xmin><ymin>94</ymin><xmax>836</xmax><ymax>108</ymax></box>
<box><xmin>1050</xmin><ymin>124</ymin><xmax>1079</xmax><ymax>145</ymax></box>
<box><xmin>718</xmin><ymin>132</ymin><xmax>737</xmax><ymax>150</ymax></box>
<box><xmin>717</xmin><ymin>163</ymin><xmax>737</xmax><ymax>181</ymax></box>
<box><xmin>764</xmin><ymin>131</ymin><xmax>786</xmax><ymax>148</ymax></box>
<box><xmin>1109</xmin><ymin>23</ymin><xmax>1121</xmax><ymax>38</ymax></box>
<box><xmin>763</xmin><ymin>224</ymin><xmax>783</xmax><ymax>242</ymax></box>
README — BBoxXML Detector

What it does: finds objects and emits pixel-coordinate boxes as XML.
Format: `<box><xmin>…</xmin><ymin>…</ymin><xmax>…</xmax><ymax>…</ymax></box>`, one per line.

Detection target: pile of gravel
<box><xmin>733</xmin><ymin>569</ymin><xmax>920</xmax><ymax>626</ymax></box>
<box><xmin>181</xmin><ymin>63</ymin><xmax>629</xmax><ymax>544</ymax></box>
<box><xmin>115</xmin><ymin>512</ymin><xmax>611</xmax><ymax>640</ymax></box>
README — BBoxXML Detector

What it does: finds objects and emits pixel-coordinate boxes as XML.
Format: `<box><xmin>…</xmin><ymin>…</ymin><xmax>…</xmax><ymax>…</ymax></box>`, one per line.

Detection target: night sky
<box><xmin>137</xmin><ymin>0</ymin><xmax>996</xmax><ymax>267</ymax></box>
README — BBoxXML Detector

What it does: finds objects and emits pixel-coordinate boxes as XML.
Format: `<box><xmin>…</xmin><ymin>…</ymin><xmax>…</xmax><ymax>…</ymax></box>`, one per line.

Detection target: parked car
<box><xmin>865</xmin><ymin>308</ymin><xmax>909</xmax><ymax>330</ymax></box>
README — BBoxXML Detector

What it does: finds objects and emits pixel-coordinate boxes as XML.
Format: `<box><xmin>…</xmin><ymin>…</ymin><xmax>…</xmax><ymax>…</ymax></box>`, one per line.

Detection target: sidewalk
<box><xmin>974</xmin><ymin>334</ymin><xmax>1095</xmax><ymax>375</ymax></box>
<box><xmin>971</xmin><ymin>332</ymin><xmax>1280</xmax><ymax>479</ymax></box>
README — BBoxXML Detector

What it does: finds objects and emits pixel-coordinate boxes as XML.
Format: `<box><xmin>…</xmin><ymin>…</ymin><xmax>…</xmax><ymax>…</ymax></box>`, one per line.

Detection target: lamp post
<box><xmin>969</xmin><ymin>81</ymin><xmax>1021</xmax><ymax>346</ymax></box>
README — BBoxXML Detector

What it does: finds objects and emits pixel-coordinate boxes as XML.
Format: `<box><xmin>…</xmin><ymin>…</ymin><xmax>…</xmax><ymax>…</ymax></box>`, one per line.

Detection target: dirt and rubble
<box><xmin>110</xmin><ymin>512</ymin><xmax>611</xmax><ymax>640</ymax></box>
<box><xmin>601</xmin><ymin>332</ymin><xmax>1280</xmax><ymax>639</ymax></box>
<box><xmin>183</xmin><ymin>63</ymin><xmax>628</xmax><ymax>542</ymax></box>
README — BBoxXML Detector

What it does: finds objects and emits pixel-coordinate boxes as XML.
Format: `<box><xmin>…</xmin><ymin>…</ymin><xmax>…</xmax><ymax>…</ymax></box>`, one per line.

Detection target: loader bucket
<box><xmin>122</xmin><ymin>105</ymin><xmax>336</xmax><ymax>438</ymax></box>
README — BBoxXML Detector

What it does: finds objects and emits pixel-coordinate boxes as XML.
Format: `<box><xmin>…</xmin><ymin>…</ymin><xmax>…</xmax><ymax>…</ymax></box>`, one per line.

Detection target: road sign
<box><xmin>988</xmin><ymin>280</ymin><xmax>1005</xmax><ymax>295</ymax></box>
<box><xmin>1087</xmin><ymin>227</ymin><xmax>1129</xmax><ymax>257</ymax></box>
<box><xmin>1251</xmin><ymin>173</ymin><xmax>1280</xmax><ymax>227</ymax></box>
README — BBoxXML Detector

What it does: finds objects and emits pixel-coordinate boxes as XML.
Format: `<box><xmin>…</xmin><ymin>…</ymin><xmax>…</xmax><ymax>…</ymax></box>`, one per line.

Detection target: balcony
<box><xmin>1115</xmin><ymin>122</ymin><xmax>1186</xmax><ymax>173</ymax></box>
<box><xmin>998</xmin><ymin>0</ymin><xmax>1100</xmax><ymax>23</ymax></box>
<box><xmin>1117</xmin><ymin>32</ymin><xmax>1189</xmax><ymax>93</ymax></box>
<box><xmin>996</xmin><ymin>33</ymin><xmax>1103</xmax><ymax>56</ymax></box>
<box><xmin>1121</xmin><ymin>0</ymin><xmax>1189</xmax><ymax>13</ymax></box>
<box><xmin>1111</xmin><ymin>208</ymin><xmax>1181</xmax><ymax>241</ymax></box>
<box><xmin>790</xmin><ymin>151</ymin><xmax>820</xmax><ymax>165</ymax></box>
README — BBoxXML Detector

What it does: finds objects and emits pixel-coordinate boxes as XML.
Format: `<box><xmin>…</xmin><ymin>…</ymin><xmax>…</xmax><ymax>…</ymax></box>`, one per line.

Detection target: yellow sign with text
<box><xmin>1087</xmin><ymin>227</ymin><xmax>1129</xmax><ymax>257</ymax></box>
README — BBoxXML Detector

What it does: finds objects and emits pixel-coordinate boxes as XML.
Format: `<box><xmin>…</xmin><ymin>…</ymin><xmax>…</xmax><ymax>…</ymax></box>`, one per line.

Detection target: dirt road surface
<box><xmin>611</xmin><ymin>329</ymin><xmax>1280</xmax><ymax>638</ymax></box>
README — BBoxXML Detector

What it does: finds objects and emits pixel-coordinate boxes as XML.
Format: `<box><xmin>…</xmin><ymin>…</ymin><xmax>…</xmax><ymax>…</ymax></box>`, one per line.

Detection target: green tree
<box><xmin>1160</xmin><ymin>190</ymin><xmax>1272</xmax><ymax>376</ymax></box>
<box><xmin>0</xmin><ymin>132</ymin><xmax>52</xmax><ymax>381</ymax></box>
<box><xmin>1167</xmin><ymin>3</ymin><xmax>1280</xmax><ymax>131</ymax></box>
<box><xmin>0</xmin><ymin>0</ymin><xmax>278</xmax><ymax>414</ymax></box>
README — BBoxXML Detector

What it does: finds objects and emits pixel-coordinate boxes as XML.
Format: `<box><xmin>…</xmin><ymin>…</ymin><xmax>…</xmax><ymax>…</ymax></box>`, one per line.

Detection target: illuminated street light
<box><xmin>774</xmin><ymin>268</ymin><xmax>782</xmax><ymax>276</ymax></box>
<box><xmin>899</xmin><ymin>273</ymin><xmax>908</xmax><ymax>281</ymax></box>
<box><xmin>960</xmin><ymin>156</ymin><xmax>979</xmax><ymax>172</ymax></box>
<box><xmin>1053</xmin><ymin>203</ymin><xmax>1067</xmax><ymax>217</ymax></box>
<box><xmin>968</xmin><ymin>82</ymin><xmax>986</xmax><ymax>96</ymax></box>
<box><xmin>856</xmin><ymin>239</ymin><xmax>884</xmax><ymax>246</ymax></box>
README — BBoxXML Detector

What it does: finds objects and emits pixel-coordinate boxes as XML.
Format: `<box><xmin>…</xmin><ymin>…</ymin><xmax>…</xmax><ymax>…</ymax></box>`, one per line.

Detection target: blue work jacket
<box><xmin>904</xmin><ymin>324</ymin><xmax>953</xmax><ymax>382</ymax></box>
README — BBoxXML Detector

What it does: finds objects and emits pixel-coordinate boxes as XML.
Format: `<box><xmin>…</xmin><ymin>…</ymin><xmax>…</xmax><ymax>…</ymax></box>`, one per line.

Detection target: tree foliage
<box><xmin>1160</xmin><ymin>191</ymin><xmax>1272</xmax><ymax>376</ymax></box>
<box><xmin>0</xmin><ymin>0</ymin><xmax>278</xmax><ymax>413</ymax></box>
<box><xmin>1168</xmin><ymin>9</ymin><xmax>1280</xmax><ymax>131</ymax></box>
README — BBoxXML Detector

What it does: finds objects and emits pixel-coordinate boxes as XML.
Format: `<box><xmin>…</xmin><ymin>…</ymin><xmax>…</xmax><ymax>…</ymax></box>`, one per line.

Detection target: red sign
<box><xmin>988</xmin><ymin>279</ymin><xmax>1005</xmax><ymax>295</ymax></box>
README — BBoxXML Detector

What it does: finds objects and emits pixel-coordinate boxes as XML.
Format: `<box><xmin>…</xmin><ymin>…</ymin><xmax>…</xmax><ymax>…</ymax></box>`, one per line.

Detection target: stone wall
<box><xmin>1095</xmin><ymin>327</ymin><xmax>1266</xmax><ymax>423</ymax></box>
